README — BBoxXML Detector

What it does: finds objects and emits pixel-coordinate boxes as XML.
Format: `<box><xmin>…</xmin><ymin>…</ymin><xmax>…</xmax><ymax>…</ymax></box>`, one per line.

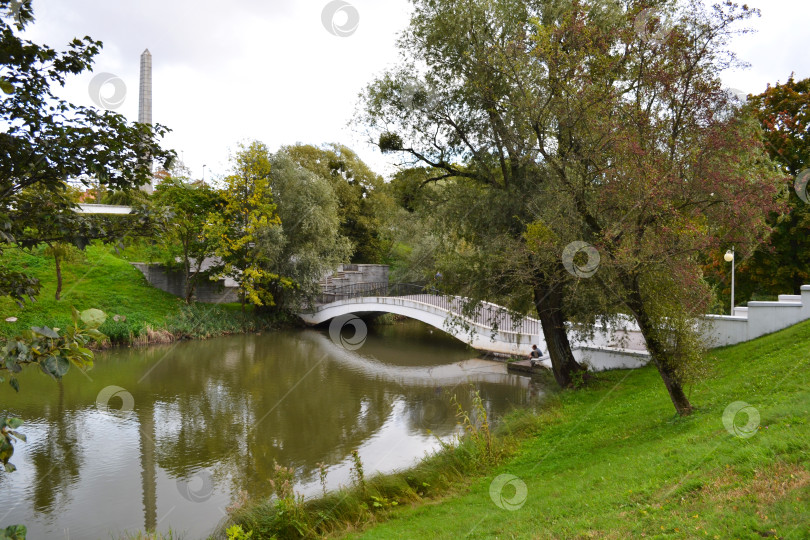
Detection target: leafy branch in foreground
<box><xmin>0</xmin><ymin>307</ymin><xmax>107</xmax><ymax>473</ymax></box>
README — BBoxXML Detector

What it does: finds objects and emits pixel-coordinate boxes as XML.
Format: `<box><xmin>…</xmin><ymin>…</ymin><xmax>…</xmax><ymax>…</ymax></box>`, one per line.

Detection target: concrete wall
<box><xmin>567</xmin><ymin>284</ymin><xmax>810</xmax><ymax>353</ymax></box>
<box><xmin>702</xmin><ymin>285</ymin><xmax>810</xmax><ymax>347</ymax></box>
<box><xmin>131</xmin><ymin>263</ymin><xmax>239</xmax><ymax>304</ymax></box>
<box><xmin>354</xmin><ymin>264</ymin><xmax>389</xmax><ymax>283</ymax></box>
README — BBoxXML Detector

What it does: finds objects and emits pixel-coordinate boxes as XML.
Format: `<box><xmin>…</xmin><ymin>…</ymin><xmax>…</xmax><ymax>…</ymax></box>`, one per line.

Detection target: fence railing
<box><xmin>315</xmin><ymin>282</ymin><xmax>541</xmax><ymax>336</ymax></box>
<box><xmin>316</xmin><ymin>282</ymin><xmax>435</xmax><ymax>304</ymax></box>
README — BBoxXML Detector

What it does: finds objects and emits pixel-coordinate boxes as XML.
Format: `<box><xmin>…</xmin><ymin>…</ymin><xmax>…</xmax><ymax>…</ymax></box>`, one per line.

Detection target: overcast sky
<box><xmin>21</xmin><ymin>0</ymin><xmax>810</xmax><ymax>182</ymax></box>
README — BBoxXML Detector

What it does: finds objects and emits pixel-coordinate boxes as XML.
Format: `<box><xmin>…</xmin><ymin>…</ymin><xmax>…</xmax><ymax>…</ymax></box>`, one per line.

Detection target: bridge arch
<box><xmin>299</xmin><ymin>294</ymin><xmax>544</xmax><ymax>357</ymax></box>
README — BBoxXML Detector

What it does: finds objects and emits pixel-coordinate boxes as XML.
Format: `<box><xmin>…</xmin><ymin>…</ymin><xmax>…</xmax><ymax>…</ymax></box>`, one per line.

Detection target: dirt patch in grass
<box><xmin>700</xmin><ymin>462</ymin><xmax>810</xmax><ymax>506</ymax></box>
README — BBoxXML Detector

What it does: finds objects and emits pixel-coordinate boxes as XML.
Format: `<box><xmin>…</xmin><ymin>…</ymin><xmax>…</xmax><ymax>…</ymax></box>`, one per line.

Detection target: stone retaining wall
<box><xmin>131</xmin><ymin>263</ymin><xmax>239</xmax><ymax>304</ymax></box>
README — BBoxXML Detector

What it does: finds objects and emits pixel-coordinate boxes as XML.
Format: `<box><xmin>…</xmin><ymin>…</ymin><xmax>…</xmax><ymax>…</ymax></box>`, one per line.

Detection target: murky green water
<box><xmin>0</xmin><ymin>321</ymin><xmax>545</xmax><ymax>539</ymax></box>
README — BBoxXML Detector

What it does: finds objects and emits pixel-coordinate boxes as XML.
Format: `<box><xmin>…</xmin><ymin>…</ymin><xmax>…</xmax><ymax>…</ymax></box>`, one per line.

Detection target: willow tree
<box><xmin>256</xmin><ymin>151</ymin><xmax>353</xmax><ymax>312</ymax></box>
<box><xmin>282</xmin><ymin>143</ymin><xmax>394</xmax><ymax>264</ymax></box>
<box><xmin>512</xmin><ymin>0</ymin><xmax>783</xmax><ymax>414</ymax></box>
<box><xmin>361</xmin><ymin>0</ymin><xmax>783</xmax><ymax>411</ymax></box>
<box><xmin>360</xmin><ymin>0</ymin><xmax>588</xmax><ymax>387</ymax></box>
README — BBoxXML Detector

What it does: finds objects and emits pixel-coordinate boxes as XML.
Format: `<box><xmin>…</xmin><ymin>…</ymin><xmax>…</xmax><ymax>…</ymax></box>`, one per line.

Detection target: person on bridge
<box><xmin>528</xmin><ymin>345</ymin><xmax>542</xmax><ymax>367</ymax></box>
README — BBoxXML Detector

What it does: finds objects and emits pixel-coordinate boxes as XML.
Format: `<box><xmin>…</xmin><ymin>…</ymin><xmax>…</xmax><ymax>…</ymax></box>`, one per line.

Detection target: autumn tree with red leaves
<box><xmin>709</xmin><ymin>76</ymin><xmax>810</xmax><ymax>301</ymax></box>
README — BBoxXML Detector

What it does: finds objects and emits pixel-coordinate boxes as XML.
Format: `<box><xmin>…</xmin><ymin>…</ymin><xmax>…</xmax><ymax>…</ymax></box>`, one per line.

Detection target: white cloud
<box><xmin>19</xmin><ymin>0</ymin><xmax>810</xmax><ymax>182</ymax></box>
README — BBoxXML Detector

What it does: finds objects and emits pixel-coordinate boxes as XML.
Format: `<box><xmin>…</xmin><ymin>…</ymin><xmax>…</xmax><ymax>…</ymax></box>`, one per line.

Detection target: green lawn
<box><xmin>343</xmin><ymin>320</ymin><xmax>810</xmax><ymax>539</ymax></box>
<box><xmin>0</xmin><ymin>244</ymin><xmax>268</xmax><ymax>343</ymax></box>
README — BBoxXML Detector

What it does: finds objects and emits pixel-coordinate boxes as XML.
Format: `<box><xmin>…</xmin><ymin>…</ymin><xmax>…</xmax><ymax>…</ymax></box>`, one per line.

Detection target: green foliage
<box><xmin>721</xmin><ymin>76</ymin><xmax>810</xmax><ymax>299</ymax></box>
<box><xmin>0</xmin><ymin>416</ymin><xmax>25</xmax><ymax>472</ymax></box>
<box><xmin>225</xmin><ymin>525</ymin><xmax>253</xmax><ymax>540</ymax></box>
<box><xmin>361</xmin><ymin>0</ymin><xmax>783</xmax><ymax>410</ymax></box>
<box><xmin>317</xmin><ymin>462</ymin><xmax>328</xmax><ymax>497</ymax></box>
<box><xmin>0</xmin><ymin>1</ymin><xmax>174</xmax><ymax>304</ymax></box>
<box><xmin>1</xmin><ymin>306</ymin><xmax>105</xmax><ymax>388</ymax></box>
<box><xmin>0</xmin><ymin>525</ymin><xmax>25</xmax><ymax>540</ymax></box>
<box><xmin>165</xmin><ymin>303</ymin><xmax>265</xmax><ymax>339</ymax></box>
<box><xmin>264</xmin><ymin>461</ymin><xmax>309</xmax><ymax>539</ymax></box>
<box><xmin>0</xmin><ymin>244</ymin><xmax>182</xmax><ymax>340</ymax></box>
<box><xmin>0</xmin><ymin>244</ymin><xmax>275</xmax><ymax>345</ymax></box>
<box><xmin>283</xmin><ymin>143</ymin><xmax>394</xmax><ymax>264</ymax></box>
<box><xmin>350</xmin><ymin>449</ymin><xmax>366</xmax><ymax>492</ymax></box>
<box><xmin>253</xmin><ymin>152</ymin><xmax>352</xmax><ymax>312</ymax></box>
<box><xmin>152</xmin><ymin>178</ymin><xmax>226</xmax><ymax>302</ymax></box>
<box><xmin>0</xmin><ymin>307</ymin><xmax>105</xmax><ymax>490</ymax></box>
<box><xmin>207</xmin><ymin>141</ymin><xmax>283</xmax><ymax>308</ymax></box>
<box><xmin>450</xmin><ymin>388</ymin><xmax>501</xmax><ymax>466</ymax></box>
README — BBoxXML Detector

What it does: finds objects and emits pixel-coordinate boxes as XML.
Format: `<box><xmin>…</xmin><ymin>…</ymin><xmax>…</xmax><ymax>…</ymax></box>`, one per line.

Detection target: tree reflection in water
<box><xmin>0</xmin><ymin>321</ymin><xmax>545</xmax><ymax>538</ymax></box>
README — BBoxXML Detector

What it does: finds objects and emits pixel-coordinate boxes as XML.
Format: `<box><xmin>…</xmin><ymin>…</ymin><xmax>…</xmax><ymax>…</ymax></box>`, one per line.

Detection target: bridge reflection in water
<box><xmin>301</xmin><ymin>283</ymin><xmax>543</xmax><ymax>357</ymax></box>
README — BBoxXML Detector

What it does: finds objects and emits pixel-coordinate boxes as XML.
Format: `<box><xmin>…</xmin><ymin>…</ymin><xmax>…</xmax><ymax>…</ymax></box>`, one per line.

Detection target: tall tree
<box><xmin>207</xmin><ymin>141</ymin><xmax>282</xmax><ymax>310</ymax></box>
<box><xmin>505</xmin><ymin>0</ymin><xmax>780</xmax><ymax>414</ymax></box>
<box><xmin>716</xmin><ymin>76</ymin><xmax>810</xmax><ymax>299</ymax></box>
<box><xmin>152</xmin><ymin>179</ymin><xmax>226</xmax><ymax>303</ymax></box>
<box><xmin>361</xmin><ymin>0</ymin><xmax>783</xmax><ymax>412</ymax></box>
<box><xmin>254</xmin><ymin>152</ymin><xmax>352</xmax><ymax>312</ymax></box>
<box><xmin>0</xmin><ymin>0</ymin><xmax>174</xmax><ymax>304</ymax></box>
<box><xmin>360</xmin><ymin>0</ymin><xmax>588</xmax><ymax>386</ymax></box>
<box><xmin>283</xmin><ymin>143</ymin><xmax>394</xmax><ymax>264</ymax></box>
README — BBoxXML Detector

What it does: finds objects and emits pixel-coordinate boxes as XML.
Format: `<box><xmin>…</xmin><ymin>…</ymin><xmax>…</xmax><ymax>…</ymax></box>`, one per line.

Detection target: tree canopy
<box><xmin>206</xmin><ymin>141</ymin><xmax>281</xmax><ymax>308</ymax></box>
<box><xmin>361</xmin><ymin>0</ymin><xmax>783</xmax><ymax>413</ymax></box>
<box><xmin>0</xmin><ymin>0</ymin><xmax>174</xmax><ymax>304</ymax></box>
<box><xmin>712</xmin><ymin>75</ymin><xmax>810</xmax><ymax>301</ymax></box>
<box><xmin>283</xmin><ymin>143</ymin><xmax>394</xmax><ymax>264</ymax></box>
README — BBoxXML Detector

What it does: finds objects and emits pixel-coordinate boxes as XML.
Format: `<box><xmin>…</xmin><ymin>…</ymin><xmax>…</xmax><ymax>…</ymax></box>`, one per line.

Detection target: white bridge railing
<box><xmin>312</xmin><ymin>282</ymin><xmax>541</xmax><ymax>337</ymax></box>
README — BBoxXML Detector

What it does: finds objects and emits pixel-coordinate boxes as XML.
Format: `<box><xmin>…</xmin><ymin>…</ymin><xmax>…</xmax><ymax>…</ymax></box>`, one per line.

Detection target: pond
<box><xmin>0</xmin><ymin>320</ymin><xmax>547</xmax><ymax>539</ymax></box>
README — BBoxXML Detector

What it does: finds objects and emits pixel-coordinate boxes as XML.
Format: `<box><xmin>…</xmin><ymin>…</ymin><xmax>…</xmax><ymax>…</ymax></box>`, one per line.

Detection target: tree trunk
<box><xmin>54</xmin><ymin>251</ymin><xmax>62</xmax><ymax>301</ymax></box>
<box><xmin>533</xmin><ymin>284</ymin><xmax>586</xmax><ymax>387</ymax></box>
<box><xmin>184</xmin><ymin>256</ymin><xmax>202</xmax><ymax>304</ymax></box>
<box><xmin>182</xmin><ymin>243</ymin><xmax>192</xmax><ymax>304</ymax></box>
<box><xmin>628</xmin><ymin>288</ymin><xmax>694</xmax><ymax>416</ymax></box>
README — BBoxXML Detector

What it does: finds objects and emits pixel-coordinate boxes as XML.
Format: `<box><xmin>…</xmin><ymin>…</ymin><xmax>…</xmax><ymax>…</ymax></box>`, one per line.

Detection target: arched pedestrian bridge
<box><xmin>298</xmin><ymin>283</ymin><xmax>543</xmax><ymax>357</ymax></box>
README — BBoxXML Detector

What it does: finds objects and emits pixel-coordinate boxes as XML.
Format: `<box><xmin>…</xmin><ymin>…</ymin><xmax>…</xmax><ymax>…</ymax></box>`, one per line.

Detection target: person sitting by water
<box><xmin>528</xmin><ymin>345</ymin><xmax>542</xmax><ymax>367</ymax></box>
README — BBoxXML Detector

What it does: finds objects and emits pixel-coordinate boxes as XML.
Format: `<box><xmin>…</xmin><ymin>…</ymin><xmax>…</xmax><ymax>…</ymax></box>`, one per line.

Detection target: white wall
<box><xmin>703</xmin><ymin>285</ymin><xmax>810</xmax><ymax>347</ymax></box>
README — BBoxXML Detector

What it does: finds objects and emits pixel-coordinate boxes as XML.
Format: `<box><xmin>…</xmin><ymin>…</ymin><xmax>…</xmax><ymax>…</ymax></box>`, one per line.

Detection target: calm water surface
<box><xmin>0</xmin><ymin>321</ymin><xmax>546</xmax><ymax>539</ymax></box>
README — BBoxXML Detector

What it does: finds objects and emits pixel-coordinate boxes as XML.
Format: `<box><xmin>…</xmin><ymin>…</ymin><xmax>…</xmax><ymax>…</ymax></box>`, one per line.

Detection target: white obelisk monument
<box><xmin>138</xmin><ymin>49</ymin><xmax>154</xmax><ymax>193</ymax></box>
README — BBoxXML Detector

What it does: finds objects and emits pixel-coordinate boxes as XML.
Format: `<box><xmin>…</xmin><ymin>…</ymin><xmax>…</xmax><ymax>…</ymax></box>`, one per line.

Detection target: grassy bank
<box><xmin>226</xmin><ymin>319</ymin><xmax>810</xmax><ymax>539</ymax></box>
<box><xmin>0</xmin><ymin>244</ymin><xmax>276</xmax><ymax>344</ymax></box>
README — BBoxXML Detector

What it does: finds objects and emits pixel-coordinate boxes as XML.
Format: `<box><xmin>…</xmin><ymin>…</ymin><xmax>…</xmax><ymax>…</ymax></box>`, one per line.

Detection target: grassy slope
<box><xmin>0</xmin><ymin>245</ymin><xmax>265</xmax><ymax>342</ymax></box>
<box><xmin>347</xmin><ymin>321</ymin><xmax>810</xmax><ymax>539</ymax></box>
<box><xmin>0</xmin><ymin>244</ymin><xmax>181</xmax><ymax>337</ymax></box>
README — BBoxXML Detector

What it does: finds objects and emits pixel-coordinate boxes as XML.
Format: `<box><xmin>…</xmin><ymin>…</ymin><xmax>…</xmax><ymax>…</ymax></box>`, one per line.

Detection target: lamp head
<box><xmin>724</xmin><ymin>250</ymin><xmax>734</xmax><ymax>262</ymax></box>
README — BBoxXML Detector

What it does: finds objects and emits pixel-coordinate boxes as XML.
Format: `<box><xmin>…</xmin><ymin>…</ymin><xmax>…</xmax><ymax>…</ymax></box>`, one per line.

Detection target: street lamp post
<box><xmin>724</xmin><ymin>247</ymin><xmax>735</xmax><ymax>316</ymax></box>
<box><xmin>202</xmin><ymin>164</ymin><xmax>207</xmax><ymax>183</ymax></box>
